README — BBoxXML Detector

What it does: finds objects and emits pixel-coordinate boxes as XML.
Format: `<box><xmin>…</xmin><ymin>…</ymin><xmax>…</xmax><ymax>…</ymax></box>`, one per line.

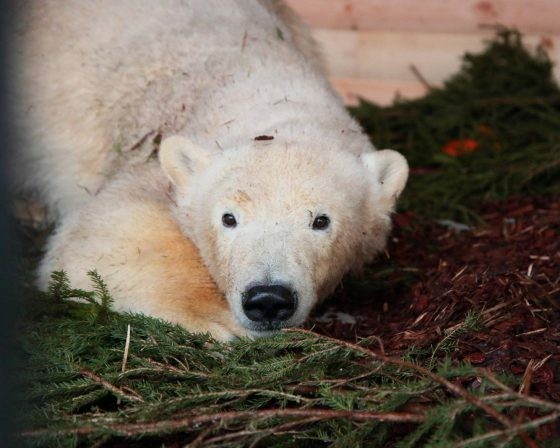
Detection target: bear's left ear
<box><xmin>361</xmin><ymin>149</ymin><xmax>409</xmax><ymax>206</ymax></box>
<box><xmin>159</xmin><ymin>135</ymin><xmax>217</xmax><ymax>187</ymax></box>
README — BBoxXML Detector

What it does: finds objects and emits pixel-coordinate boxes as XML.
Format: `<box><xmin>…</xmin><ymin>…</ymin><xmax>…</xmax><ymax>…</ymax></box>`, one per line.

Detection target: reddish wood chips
<box><xmin>311</xmin><ymin>196</ymin><xmax>560</xmax><ymax>416</ymax></box>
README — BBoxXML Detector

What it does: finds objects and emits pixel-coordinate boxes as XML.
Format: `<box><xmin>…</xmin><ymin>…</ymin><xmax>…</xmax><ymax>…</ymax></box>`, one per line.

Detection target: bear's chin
<box><xmin>246</xmin><ymin>327</ymin><xmax>286</xmax><ymax>338</ymax></box>
<box><xmin>232</xmin><ymin>310</ymin><xmax>307</xmax><ymax>336</ymax></box>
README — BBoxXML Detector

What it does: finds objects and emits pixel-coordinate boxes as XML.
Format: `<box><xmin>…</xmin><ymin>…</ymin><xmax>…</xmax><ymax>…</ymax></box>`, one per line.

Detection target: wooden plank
<box><xmin>329</xmin><ymin>77</ymin><xmax>431</xmax><ymax>106</ymax></box>
<box><xmin>314</xmin><ymin>30</ymin><xmax>560</xmax><ymax>84</ymax></box>
<box><xmin>286</xmin><ymin>0</ymin><xmax>560</xmax><ymax>35</ymax></box>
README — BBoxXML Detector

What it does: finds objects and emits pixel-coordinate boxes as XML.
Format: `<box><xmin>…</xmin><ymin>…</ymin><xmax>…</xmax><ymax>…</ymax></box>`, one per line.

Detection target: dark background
<box><xmin>0</xmin><ymin>1</ymin><xmax>18</xmax><ymax>445</ymax></box>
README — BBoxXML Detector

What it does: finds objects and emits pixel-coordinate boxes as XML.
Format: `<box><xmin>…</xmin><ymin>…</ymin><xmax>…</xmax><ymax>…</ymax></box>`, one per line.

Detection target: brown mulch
<box><xmin>312</xmin><ymin>195</ymin><xmax>560</xmax><ymax>404</ymax></box>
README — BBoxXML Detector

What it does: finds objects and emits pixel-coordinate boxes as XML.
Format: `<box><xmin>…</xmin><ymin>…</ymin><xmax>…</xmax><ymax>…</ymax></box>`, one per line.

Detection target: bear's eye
<box><xmin>312</xmin><ymin>215</ymin><xmax>330</xmax><ymax>231</ymax></box>
<box><xmin>222</xmin><ymin>213</ymin><xmax>237</xmax><ymax>228</ymax></box>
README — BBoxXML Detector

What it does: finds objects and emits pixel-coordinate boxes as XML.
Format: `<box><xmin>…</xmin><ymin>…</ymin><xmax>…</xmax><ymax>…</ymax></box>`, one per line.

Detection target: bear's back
<box><xmin>12</xmin><ymin>0</ymin><xmax>315</xmax><ymax>217</ymax></box>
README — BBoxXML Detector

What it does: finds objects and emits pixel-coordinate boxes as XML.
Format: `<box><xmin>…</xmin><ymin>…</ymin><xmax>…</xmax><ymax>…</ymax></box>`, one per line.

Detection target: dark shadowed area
<box><xmin>0</xmin><ymin>1</ymin><xmax>19</xmax><ymax>446</ymax></box>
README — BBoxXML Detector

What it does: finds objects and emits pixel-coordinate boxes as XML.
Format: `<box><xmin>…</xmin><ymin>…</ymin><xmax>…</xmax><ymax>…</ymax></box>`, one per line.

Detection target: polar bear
<box><xmin>12</xmin><ymin>0</ymin><xmax>409</xmax><ymax>340</ymax></box>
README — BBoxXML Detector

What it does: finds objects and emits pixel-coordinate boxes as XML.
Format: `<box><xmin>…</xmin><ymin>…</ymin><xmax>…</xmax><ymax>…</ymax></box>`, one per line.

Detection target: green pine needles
<box><xmin>428</xmin><ymin>311</ymin><xmax>483</xmax><ymax>369</ymax></box>
<box><xmin>18</xmin><ymin>272</ymin><xmax>560</xmax><ymax>447</ymax></box>
<box><xmin>48</xmin><ymin>270</ymin><xmax>114</xmax><ymax>317</ymax></box>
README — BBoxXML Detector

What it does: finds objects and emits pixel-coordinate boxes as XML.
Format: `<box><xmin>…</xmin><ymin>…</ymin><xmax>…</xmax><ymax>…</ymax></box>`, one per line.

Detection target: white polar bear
<box><xmin>12</xmin><ymin>0</ymin><xmax>409</xmax><ymax>340</ymax></box>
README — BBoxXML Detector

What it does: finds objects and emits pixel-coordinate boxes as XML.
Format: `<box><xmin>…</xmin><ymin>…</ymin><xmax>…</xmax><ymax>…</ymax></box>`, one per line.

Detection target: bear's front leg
<box><xmin>38</xmin><ymin>188</ymin><xmax>247</xmax><ymax>342</ymax></box>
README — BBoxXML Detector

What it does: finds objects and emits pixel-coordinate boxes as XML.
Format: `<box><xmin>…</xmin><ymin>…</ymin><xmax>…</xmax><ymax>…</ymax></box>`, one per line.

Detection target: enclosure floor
<box><xmin>311</xmin><ymin>195</ymin><xmax>560</xmax><ymax>437</ymax></box>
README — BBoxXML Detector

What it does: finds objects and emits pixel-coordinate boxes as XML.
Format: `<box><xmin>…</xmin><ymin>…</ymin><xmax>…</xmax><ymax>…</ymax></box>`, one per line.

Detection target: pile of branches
<box><xmin>352</xmin><ymin>29</ymin><xmax>560</xmax><ymax>223</ymax></box>
<box><xmin>18</xmin><ymin>273</ymin><xmax>560</xmax><ymax>447</ymax></box>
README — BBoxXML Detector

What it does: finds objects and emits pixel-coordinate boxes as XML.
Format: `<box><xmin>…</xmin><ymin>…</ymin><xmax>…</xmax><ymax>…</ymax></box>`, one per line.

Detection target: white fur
<box><xmin>12</xmin><ymin>0</ymin><xmax>409</xmax><ymax>339</ymax></box>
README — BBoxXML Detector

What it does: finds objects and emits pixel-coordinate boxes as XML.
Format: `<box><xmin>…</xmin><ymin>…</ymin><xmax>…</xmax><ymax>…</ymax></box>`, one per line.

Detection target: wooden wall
<box><xmin>285</xmin><ymin>0</ymin><xmax>560</xmax><ymax>105</ymax></box>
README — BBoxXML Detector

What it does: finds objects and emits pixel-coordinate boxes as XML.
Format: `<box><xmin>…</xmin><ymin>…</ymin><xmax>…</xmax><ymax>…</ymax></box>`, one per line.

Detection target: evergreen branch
<box><xmin>47</xmin><ymin>270</ymin><xmax>96</xmax><ymax>304</ymax></box>
<box><xmin>47</xmin><ymin>271</ymin><xmax>71</xmax><ymax>300</ymax></box>
<box><xmin>20</xmin><ymin>408</ymin><xmax>427</xmax><ymax>439</ymax></box>
<box><xmin>285</xmin><ymin>329</ymin><xmax>516</xmax><ymax>429</ymax></box>
<box><xmin>287</xmin><ymin>329</ymin><xmax>547</xmax><ymax>448</ymax></box>
<box><xmin>78</xmin><ymin>366</ymin><xmax>144</xmax><ymax>403</ymax></box>
<box><xmin>87</xmin><ymin>270</ymin><xmax>114</xmax><ymax>310</ymax></box>
<box><xmin>201</xmin><ymin>415</ymin><xmax>327</xmax><ymax>445</ymax></box>
<box><xmin>479</xmin><ymin>368</ymin><xmax>560</xmax><ymax>412</ymax></box>
<box><xmin>128</xmin><ymin>388</ymin><xmax>314</xmax><ymax>410</ymax></box>
<box><xmin>451</xmin><ymin>393</ymin><xmax>560</xmax><ymax>412</ymax></box>
<box><xmin>454</xmin><ymin>412</ymin><xmax>560</xmax><ymax>447</ymax></box>
<box><xmin>428</xmin><ymin>310</ymin><xmax>482</xmax><ymax>368</ymax></box>
<box><xmin>186</xmin><ymin>423</ymin><xmax>222</xmax><ymax>448</ymax></box>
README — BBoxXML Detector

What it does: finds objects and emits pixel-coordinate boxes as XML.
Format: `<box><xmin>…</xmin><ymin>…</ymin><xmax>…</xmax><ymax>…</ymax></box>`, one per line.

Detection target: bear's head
<box><xmin>160</xmin><ymin>135</ymin><xmax>408</xmax><ymax>336</ymax></box>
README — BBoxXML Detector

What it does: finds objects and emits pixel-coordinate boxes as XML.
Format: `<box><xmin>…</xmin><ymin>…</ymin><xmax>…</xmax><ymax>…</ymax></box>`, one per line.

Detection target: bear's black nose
<box><xmin>242</xmin><ymin>285</ymin><xmax>296</xmax><ymax>323</ymax></box>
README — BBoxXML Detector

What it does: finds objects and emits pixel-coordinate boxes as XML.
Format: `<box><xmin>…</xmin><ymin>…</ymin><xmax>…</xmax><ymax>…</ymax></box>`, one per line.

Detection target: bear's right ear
<box><xmin>159</xmin><ymin>135</ymin><xmax>216</xmax><ymax>187</ymax></box>
<box><xmin>361</xmin><ymin>149</ymin><xmax>409</xmax><ymax>207</ymax></box>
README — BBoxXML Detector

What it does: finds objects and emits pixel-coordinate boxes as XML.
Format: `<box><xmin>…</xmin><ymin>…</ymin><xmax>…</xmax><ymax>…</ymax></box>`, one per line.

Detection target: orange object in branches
<box><xmin>441</xmin><ymin>139</ymin><xmax>479</xmax><ymax>157</ymax></box>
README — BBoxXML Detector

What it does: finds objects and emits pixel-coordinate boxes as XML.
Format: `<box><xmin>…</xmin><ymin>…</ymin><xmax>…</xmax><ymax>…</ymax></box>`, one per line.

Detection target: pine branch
<box><xmin>454</xmin><ymin>412</ymin><xmax>560</xmax><ymax>448</ymax></box>
<box><xmin>77</xmin><ymin>365</ymin><xmax>144</xmax><ymax>403</ymax></box>
<box><xmin>428</xmin><ymin>310</ymin><xmax>482</xmax><ymax>367</ymax></box>
<box><xmin>479</xmin><ymin>368</ymin><xmax>560</xmax><ymax>412</ymax></box>
<box><xmin>87</xmin><ymin>270</ymin><xmax>113</xmax><ymax>310</ymax></box>
<box><xmin>285</xmin><ymin>329</ymin><xmax>522</xmax><ymax>434</ymax></box>
<box><xmin>20</xmin><ymin>408</ymin><xmax>426</xmax><ymax>439</ymax></box>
